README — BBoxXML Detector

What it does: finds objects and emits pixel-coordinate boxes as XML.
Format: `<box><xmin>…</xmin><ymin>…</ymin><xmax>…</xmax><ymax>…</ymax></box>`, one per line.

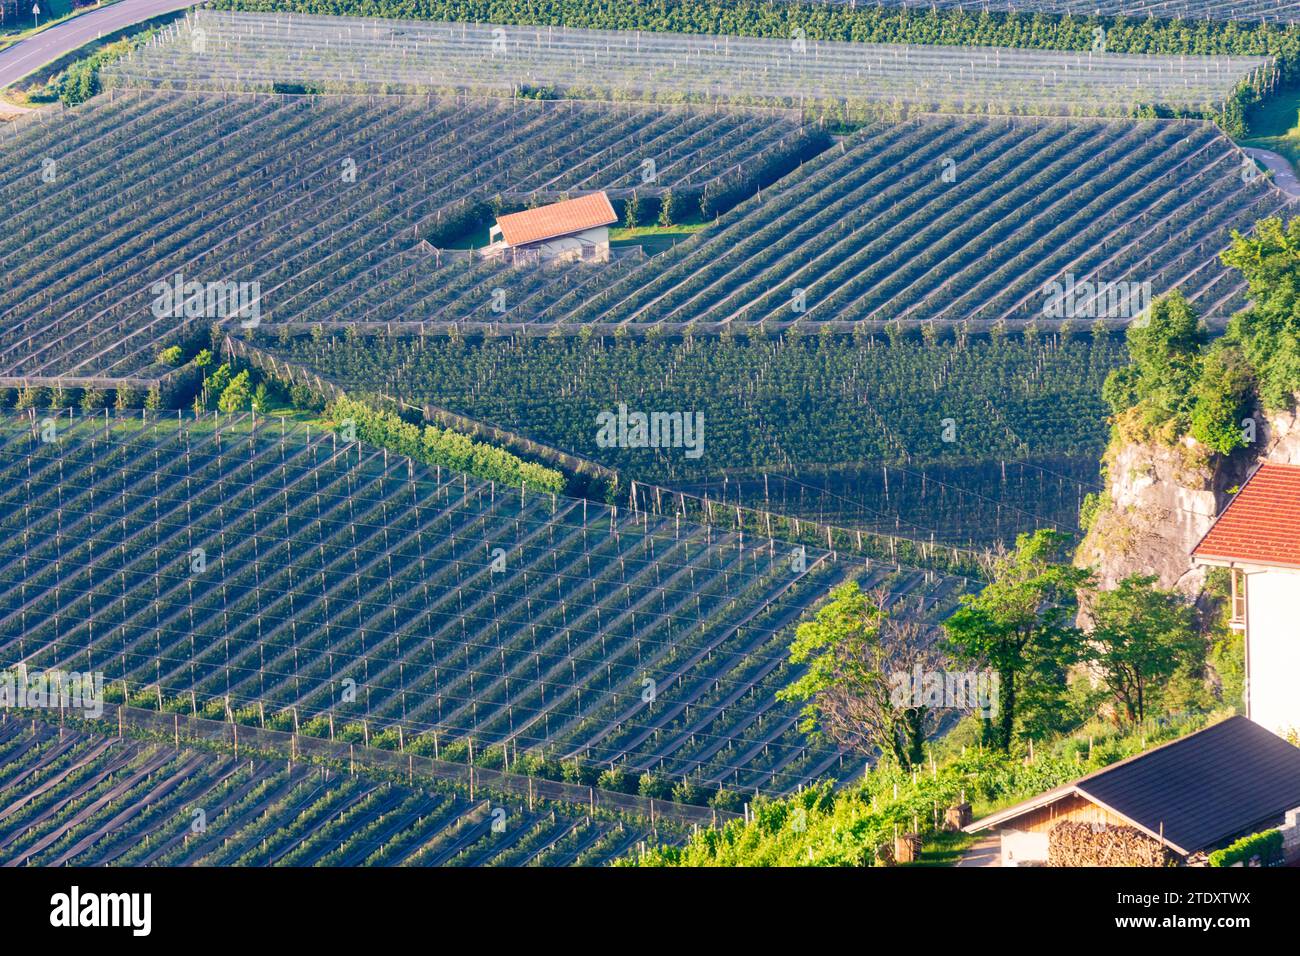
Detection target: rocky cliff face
<box><xmin>1077</xmin><ymin>401</ymin><xmax>1300</xmax><ymax>597</ymax></box>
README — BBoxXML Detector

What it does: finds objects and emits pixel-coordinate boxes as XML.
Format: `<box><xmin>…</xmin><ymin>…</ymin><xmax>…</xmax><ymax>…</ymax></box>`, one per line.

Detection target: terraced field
<box><xmin>0</xmin><ymin>89</ymin><xmax>812</xmax><ymax>385</ymax></box>
<box><xmin>255</xmin><ymin>330</ymin><xmax>1119</xmax><ymax>543</ymax></box>
<box><xmin>675</xmin><ymin>456</ymin><xmax>1103</xmax><ymax>550</ymax></box>
<box><xmin>225</xmin><ymin>113</ymin><xmax>1291</xmax><ymax>336</ymax></box>
<box><xmin>0</xmin><ymin>411</ymin><xmax>973</xmax><ymax>795</ymax></box>
<box><xmin>521</xmin><ymin>114</ymin><xmax>1289</xmax><ymax>331</ymax></box>
<box><xmin>107</xmin><ymin>11</ymin><xmax>1270</xmax><ymax>114</ymax></box>
<box><xmin>0</xmin><ymin>719</ymin><xmax>665</xmax><ymax>866</ymax></box>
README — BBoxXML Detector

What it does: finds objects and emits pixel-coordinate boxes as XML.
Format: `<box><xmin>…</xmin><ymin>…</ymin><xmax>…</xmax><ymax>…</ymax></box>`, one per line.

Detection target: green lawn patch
<box><xmin>610</xmin><ymin>217</ymin><xmax>707</xmax><ymax>255</ymax></box>
<box><xmin>1240</xmin><ymin>85</ymin><xmax>1300</xmax><ymax>176</ymax></box>
<box><xmin>905</xmin><ymin>829</ymin><xmax>976</xmax><ymax>867</ymax></box>
<box><xmin>441</xmin><ymin>223</ymin><xmax>491</xmax><ymax>249</ymax></box>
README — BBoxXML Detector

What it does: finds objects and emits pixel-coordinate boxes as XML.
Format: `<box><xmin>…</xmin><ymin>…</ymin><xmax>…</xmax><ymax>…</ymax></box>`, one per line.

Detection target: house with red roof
<box><xmin>1192</xmin><ymin>462</ymin><xmax>1300</xmax><ymax>737</ymax></box>
<box><xmin>487</xmin><ymin>192</ymin><xmax>618</xmax><ymax>263</ymax></box>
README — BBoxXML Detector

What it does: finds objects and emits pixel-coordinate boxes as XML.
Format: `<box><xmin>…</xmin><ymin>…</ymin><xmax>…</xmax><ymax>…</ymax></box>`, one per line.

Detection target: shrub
<box><xmin>657</xmin><ymin>190</ymin><xmax>675</xmax><ymax>227</ymax></box>
<box><xmin>638</xmin><ymin>771</ymin><xmax>673</xmax><ymax>800</ymax></box>
<box><xmin>561</xmin><ymin>759</ymin><xmax>598</xmax><ymax>786</ymax></box>
<box><xmin>597</xmin><ymin>766</ymin><xmax>634</xmax><ymax>793</ymax></box>
<box><xmin>1209</xmin><ymin>829</ymin><xmax>1284</xmax><ymax>867</ymax></box>
<box><xmin>327</xmin><ymin>395</ymin><xmax>565</xmax><ymax>493</ymax></box>
<box><xmin>217</xmin><ymin>369</ymin><xmax>252</xmax><ymax>413</ymax></box>
<box><xmin>114</xmin><ymin>384</ymin><xmax>139</xmax><ymax>410</ymax></box>
<box><xmin>672</xmin><ymin>777</ymin><xmax>705</xmax><ymax>806</ymax></box>
<box><xmin>1188</xmin><ymin>347</ymin><xmax>1252</xmax><ymax>455</ymax></box>
<box><xmin>289</xmin><ymin>383</ymin><xmax>324</xmax><ymax>411</ymax></box>
<box><xmin>1078</xmin><ymin>491</ymin><xmax>1104</xmax><ymax>533</ymax></box>
<box><xmin>708</xmin><ymin>787</ymin><xmax>745</xmax><ymax>813</ymax></box>
<box><xmin>80</xmin><ymin>387</ymin><xmax>106</xmax><ymax>412</ymax></box>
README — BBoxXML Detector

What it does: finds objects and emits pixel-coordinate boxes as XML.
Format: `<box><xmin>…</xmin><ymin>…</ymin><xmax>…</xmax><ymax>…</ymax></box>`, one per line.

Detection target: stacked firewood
<box><xmin>1048</xmin><ymin>822</ymin><xmax>1177</xmax><ymax>867</ymax></box>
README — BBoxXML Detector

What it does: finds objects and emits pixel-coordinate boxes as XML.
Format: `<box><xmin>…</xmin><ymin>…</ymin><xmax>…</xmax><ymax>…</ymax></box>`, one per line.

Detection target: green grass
<box><xmin>441</xmin><ymin>223</ymin><xmax>491</xmax><ymax>249</ymax></box>
<box><xmin>1240</xmin><ymin>85</ymin><xmax>1300</xmax><ymax>176</ymax></box>
<box><xmin>438</xmin><ymin>215</ymin><xmax>708</xmax><ymax>254</ymax></box>
<box><xmin>0</xmin><ymin>0</ymin><xmax>80</xmax><ymax>47</ymax></box>
<box><xmin>610</xmin><ymin>215</ymin><xmax>708</xmax><ymax>255</ymax></box>
<box><xmin>905</xmin><ymin>829</ymin><xmax>976</xmax><ymax>867</ymax></box>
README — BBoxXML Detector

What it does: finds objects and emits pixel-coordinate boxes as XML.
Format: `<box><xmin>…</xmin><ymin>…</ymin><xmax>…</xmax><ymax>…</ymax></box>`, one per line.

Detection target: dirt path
<box><xmin>1242</xmin><ymin>147</ymin><xmax>1300</xmax><ymax>200</ymax></box>
<box><xmin>956</xmin><ymin>833</ymin><xmax>1001</xmax><ymax>867</ymax></box>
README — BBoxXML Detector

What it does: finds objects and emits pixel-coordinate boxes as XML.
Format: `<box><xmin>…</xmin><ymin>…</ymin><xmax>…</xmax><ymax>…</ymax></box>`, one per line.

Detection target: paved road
<box><xmin>0</xmin><ymin>0</ymin><xmax>195</xmax><ymax>89</ymax></box>
<box><xmin>1242</xmin><ymin>147</ymin><xmax>1300</xmax><ymax>201</ymax></box>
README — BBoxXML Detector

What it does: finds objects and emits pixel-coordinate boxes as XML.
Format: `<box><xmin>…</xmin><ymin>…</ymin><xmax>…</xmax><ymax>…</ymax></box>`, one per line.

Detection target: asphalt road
<box><xmin>0</xmin><ymin>0</ymin><xmax>195</xmax><ymax>89</ymax></box>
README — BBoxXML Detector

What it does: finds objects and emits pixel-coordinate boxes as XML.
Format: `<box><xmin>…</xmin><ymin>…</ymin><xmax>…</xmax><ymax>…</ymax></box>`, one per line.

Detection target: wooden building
<box><xmin>965</xmin><ymin>716</ymin><xmax>1300</xmax><ymax>865</ymax></box>
<box><xmin>487</xmin><ymin>192</ymin><xmax>617</xmax><ymax>263</ymax></box>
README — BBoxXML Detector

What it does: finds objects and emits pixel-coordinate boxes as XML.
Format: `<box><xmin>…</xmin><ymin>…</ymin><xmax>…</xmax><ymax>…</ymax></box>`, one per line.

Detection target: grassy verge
<box><xmin>1240</xmin><ymin>85</ymin><xmax>1300</xmax><ymax>175</ymax></box>
<box><xmin>2</xmin><ymin>8</ymin><xmax>181</xmax><ymax>108</ymax></box>
<box><xmin>627</xmin><ymin>710</ymin><xmax>1230</xmax><ymax>867</ymax></box>
<box><xmin>0</xmin><ymin>0</ymin><xmax>80</xmax><ymax>52</ymax></box>
<box><xmin>906</xmin><ymin>830</ymin><xmax>976</xmax><ymax>867</ymax></box>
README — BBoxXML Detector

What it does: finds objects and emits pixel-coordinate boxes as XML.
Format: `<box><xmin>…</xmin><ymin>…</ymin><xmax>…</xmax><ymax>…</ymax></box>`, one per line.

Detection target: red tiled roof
<box><xmin>1192</xmin><ymin>462</ymin><xmax>1300</xmax><ymax>568</ymax></box>
<box><xmin>495</xmin><ymin>193</ymin><xmax>617</xmax><ymax>247</ymax></box>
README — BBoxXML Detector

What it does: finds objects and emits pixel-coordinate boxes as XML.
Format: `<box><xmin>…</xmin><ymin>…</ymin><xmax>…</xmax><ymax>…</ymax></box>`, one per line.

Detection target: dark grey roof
<box><xmin>967</xmin><ymin>717</ymin><xmax>1300</xmax><ymax>855</ymax></box>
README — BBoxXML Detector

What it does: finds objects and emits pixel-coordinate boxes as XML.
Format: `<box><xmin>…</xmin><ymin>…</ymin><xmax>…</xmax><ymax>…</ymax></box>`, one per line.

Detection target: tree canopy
<box><xmin>942</xmin><ymin>529</ymin><xmax>1090</xmax><ymax>751</ymax></box>
<box><xmin>1221</xmin><ymin>216</ymin><xmax>1300</xmax><ymax>411</ymax></box>
<box><xmin>1102</xmin><ymin>292</ymin><xmax>1251</xmax><ymax>455</ymax></box>
<box><xmin>1087</xmin><ymin>574</ymin><xmax>1200</xmax><ymax>725</ymax></box>
<box><xmin>777</xmin><ymin>581</ymin><xmax>939</xmax><ymax>771</ymax></box>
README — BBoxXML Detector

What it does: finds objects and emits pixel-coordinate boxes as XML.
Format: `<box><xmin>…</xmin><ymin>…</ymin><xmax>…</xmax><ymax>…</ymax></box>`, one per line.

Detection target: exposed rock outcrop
<box><xmin>1077</xmin><ymin>400</ymin><xmax>1300</xmax><ymax>598</ymax></box>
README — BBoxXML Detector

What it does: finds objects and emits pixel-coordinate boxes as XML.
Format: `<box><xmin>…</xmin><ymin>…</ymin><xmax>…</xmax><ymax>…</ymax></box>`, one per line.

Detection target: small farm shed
<box><xmin>488</xmin><ymin>192</ymin><xmax>618</xmax><ymax>263</ymax></box>
<box><xmin>1192</xmin><ymin>462</ymin><xmax>1300</xmax><ymax>737</ymax></box>
<box><xmin>964</xmin><ymin>716</ymin><xmax>1300</xmax><ymax>866</ymax></box>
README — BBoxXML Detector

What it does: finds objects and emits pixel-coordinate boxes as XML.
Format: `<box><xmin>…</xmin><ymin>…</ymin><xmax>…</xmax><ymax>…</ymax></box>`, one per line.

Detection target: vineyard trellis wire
<box><xmin>250</xmin><ymin>326</ymin><xmax>1123</xmax><ymax>544</ymax></box>
<box><xmin>797</xmin><ymin>0</ymin><xmax>1300</xmax><ymax>28</ymax></box>
<box><xmin>212</xmin><ymin>113</ymin><xmax>1294</xmax><ymax>338</ymax></box>
<box><xmin>230</xmin><ymin>335</ymin><xmax>1011</xmax><ymax>565</ymax></box>
<box><xmin>517</xmin><ymin>114</ymin><xmax>1292</xmax><ymax>332</ymax></box>
<box><xmin>0</xmin><ymin>88</ymin><xmax>815</xmax><ymax>384</ymax></box>
<box><xmin>0</xmin><ymin>716</ymin><xmax>697</xmax><ymax>866</ymax></box>
<box><xmin>0</xmin><ymin>409</ymin><xmax>978</xmax><ymax>796</ymax></box>
<box><xmin>104</xmin><ymin>10</ymin><xmax>1274</xmax><ymax>116</ymax></box>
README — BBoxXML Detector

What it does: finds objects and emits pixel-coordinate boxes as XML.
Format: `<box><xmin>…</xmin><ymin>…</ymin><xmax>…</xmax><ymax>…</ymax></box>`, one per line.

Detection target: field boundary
<box><xmin>228</xmin><ymin>336</ymin><xmax>994</xmax><ymax>577</ymax></box>
<box><xmin>20</xmin><ymin>706</ymin><xmax>738</xmax><ymax>827</ymax></box>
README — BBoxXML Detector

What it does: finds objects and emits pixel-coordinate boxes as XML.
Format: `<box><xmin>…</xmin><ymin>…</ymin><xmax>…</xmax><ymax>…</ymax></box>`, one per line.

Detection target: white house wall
<box><xmin>1247</xmin><ymin>566</ymin><xmax>1300</xmax><ymax>738</ymax></box>
<box><xmin>535</xmin><ymin>226</ymin><xmax>610</xmax><ymax>261</ymax></box>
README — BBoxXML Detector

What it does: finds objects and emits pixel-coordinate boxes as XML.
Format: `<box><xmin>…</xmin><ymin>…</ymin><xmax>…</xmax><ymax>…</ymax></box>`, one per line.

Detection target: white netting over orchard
<box><xmin>103</xmin><ymin>10</ymin><xmax>1272</xmax><ymax>115</ymax></box>
<box><xmin>815</xmin><ymin>0</ymin><xmax>1300</xmax><ymax>27</ymax></box>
